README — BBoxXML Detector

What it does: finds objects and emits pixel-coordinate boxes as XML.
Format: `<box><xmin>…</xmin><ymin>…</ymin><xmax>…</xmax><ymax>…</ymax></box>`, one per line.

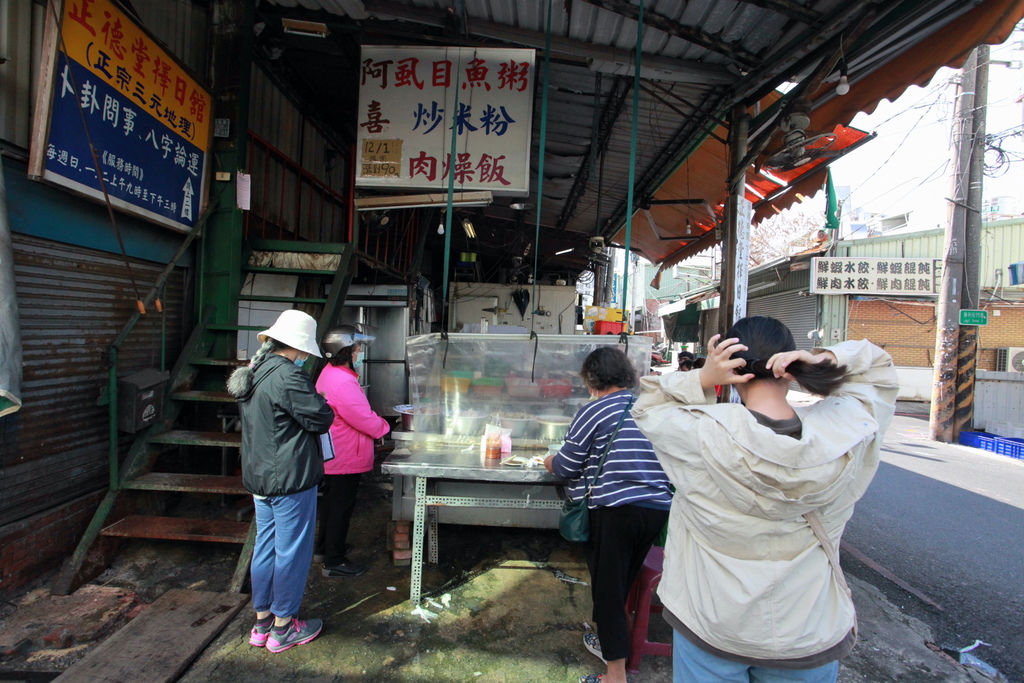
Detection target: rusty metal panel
<box><xmin>0</xmin><ymin>234</ymin><xmax>186</xmax><ymax>527</ymax></box>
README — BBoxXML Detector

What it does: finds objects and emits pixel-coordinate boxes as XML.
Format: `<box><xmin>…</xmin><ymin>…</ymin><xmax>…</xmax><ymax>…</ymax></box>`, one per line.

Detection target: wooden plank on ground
<box><xmin>54</xmin><ymin>589</ymin><xmax>248</xmax><ymax>683</ymax></box>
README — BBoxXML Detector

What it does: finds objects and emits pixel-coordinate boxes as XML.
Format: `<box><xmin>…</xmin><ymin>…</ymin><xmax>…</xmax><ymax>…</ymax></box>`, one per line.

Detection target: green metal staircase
<box><xmin>52</xmin><ymin>240</ymin><xmax>356</xmax><ymax>596</ymax></box>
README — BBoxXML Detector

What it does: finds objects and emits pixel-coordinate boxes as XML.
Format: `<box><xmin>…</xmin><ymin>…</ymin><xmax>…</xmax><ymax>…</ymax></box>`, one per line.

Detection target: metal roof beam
<box><xmin>557</xmin><ymin>77</ymin><xmax>632</xmax><ymax>231</ymax></box>
<box><xmin>577</xmin><ymin>0</ymin><xmax>761</xmax><ymax>67</ymax></box>
<box><xmin>732</xmin><ymin>0</ymin><xmax>821</xmax><ymax>25</ymax></box>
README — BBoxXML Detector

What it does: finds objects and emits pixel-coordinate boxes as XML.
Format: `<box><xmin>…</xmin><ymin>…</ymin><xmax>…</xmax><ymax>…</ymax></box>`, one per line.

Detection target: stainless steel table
<box><xmin>382</xmin><ymin>442</ymin><xmax>564</xmax><ymax>604</ymax></box>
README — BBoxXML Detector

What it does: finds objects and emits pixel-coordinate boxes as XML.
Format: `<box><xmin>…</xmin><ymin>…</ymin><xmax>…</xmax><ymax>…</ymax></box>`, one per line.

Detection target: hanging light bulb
<box><xmin>437</xmin><ymin>222</ymin><xmax>445</xmax><ymax>235</ymax></box>
<box><xmin>685</xmin><ymin>219</ymin><xmax>692</xmax><ymax>236</ymax></box>
<box><xmin>835</xmin><ymin>61</ymin><xmax>850</xmax><ymax>96</ymax></box>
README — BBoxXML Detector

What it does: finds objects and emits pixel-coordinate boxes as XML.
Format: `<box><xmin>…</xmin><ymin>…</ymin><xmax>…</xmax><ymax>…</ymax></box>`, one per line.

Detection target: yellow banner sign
<box><xmin>60</xmin><ymin>0</ymin><xmax>211</xmax><ymax>149</ymax></box>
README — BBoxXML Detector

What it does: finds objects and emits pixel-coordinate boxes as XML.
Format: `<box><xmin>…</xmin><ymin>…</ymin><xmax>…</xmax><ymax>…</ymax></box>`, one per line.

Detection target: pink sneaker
<box><xmin>249</xmin><ymin>620</ymin><xmax>272</xmax><ymax>647</ymax></box>
<box><xmin>266</xmin><ymin>617</ymin><xmax>323</xmax><ymax>653</ymax></box>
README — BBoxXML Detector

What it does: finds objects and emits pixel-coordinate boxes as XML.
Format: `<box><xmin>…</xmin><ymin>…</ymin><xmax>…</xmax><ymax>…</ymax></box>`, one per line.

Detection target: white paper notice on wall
<box><xmin>236</xmin><ymin>172</ymin><xmax>252</xmax><ymax>211</ymax></box>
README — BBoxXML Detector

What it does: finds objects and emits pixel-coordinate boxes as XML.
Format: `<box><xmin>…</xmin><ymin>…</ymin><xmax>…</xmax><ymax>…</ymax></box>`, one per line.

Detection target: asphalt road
<box><xmin>843</xmin><ymin>412</ymin><xmax>1024</xmax><ymax>682</ymax></box>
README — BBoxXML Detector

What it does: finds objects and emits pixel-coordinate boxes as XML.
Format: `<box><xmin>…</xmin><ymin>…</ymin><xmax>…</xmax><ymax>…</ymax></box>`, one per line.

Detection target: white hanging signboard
<box><xmin>356</xmin><ymin>46</ymin><xmax>535</xmax><ymax>195</ymax></box>
<box><xmin>810</xmin><ymin>257</ymin><xmax>943</xmax><ymax>296</ymax></box>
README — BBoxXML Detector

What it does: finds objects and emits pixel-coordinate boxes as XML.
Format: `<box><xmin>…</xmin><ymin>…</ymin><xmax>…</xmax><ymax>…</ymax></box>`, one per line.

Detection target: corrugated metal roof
<box><xmin>258</xmin><ymin>0</ymin><xmax>1024</xmax><ymax>270</ymax></box>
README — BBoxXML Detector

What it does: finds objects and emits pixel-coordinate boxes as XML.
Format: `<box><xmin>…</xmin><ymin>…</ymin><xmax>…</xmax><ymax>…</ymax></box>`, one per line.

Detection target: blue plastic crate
<box><xmin>958</xmin><ymin>431</ymin><xmax>997</xmax><ymax>451</ymax></box>
<box><xmin>993</xmin><ymin>437</ymin><xmax>1024</xmax><ymax>460</ymax></box>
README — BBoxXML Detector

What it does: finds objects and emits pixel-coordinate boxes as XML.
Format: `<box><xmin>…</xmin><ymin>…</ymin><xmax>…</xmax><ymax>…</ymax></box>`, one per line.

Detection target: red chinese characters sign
<box><xmin>29</xmin><ymin>0</ymin><xmax>212</xmax><ymax>233</ymax></box>
<box><xmin>356</xmin><ymin>46</ymin><xmax>535</xmax><ymax>195</ymax></box>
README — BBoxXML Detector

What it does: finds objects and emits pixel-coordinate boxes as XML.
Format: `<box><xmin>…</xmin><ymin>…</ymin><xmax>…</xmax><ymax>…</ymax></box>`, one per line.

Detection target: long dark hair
<box><xmin>580</xmin><ymin>346</ymin><xmax>637</xmax><ymax>391</ymax></box>
<box><xmin>328</xmin><ymin>345</ymin><xmax>355</xmax><ymax>367</ymax></box>
<box><xmin>677</xmin><ymin>351</ymin><xmax>696</xmax><ymax>371</ymax></box>
<box><xmin>226</xmin><ymin>338</ymin><xmax>285</xmax><ymax>398</ymax></box>
<box><xmin>725</xmin><ymin>316</ymin><xmax>848</xmax><ymax>396</ymax></box>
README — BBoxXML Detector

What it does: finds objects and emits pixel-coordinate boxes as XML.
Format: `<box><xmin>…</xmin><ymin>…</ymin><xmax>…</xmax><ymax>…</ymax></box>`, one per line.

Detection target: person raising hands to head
<box><xmin>632</xmin><ymin>316</ymin><xmax>898</xmax><ymax>683</ymax></box>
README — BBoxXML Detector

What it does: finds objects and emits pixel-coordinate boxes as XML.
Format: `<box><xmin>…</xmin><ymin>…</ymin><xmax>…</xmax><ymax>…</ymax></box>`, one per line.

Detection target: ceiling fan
<box><xmin>762</xmin><ymin>110</ymin><xmax>840</xmax><ymax>173</ymax></box>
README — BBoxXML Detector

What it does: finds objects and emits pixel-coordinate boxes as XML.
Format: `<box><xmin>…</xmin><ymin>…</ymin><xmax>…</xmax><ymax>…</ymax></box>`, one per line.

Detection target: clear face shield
<box><xmin>321</xmin><ymin>324</ymin><xmax>379</xmax><ymax>359</ymax></box>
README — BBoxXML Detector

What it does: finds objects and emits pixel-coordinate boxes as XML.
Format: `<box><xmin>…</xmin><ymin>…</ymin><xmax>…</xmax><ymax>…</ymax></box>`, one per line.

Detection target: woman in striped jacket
<box><xmin>545</xmin><ymin>345</ymin><xmax>673</xmax><ymax>683</ymax></box>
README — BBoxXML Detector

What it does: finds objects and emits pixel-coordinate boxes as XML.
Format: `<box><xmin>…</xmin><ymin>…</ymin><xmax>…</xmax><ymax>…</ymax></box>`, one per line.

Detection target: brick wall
<box><xmin>847</xmin><ymin>299</ymin><xmax>1024</xmax><ymax>369</ymax></box>
<box><xmin>0</xmin><ymin>490</ymin><xmax>105</xmax><ymax>596</ymax></box>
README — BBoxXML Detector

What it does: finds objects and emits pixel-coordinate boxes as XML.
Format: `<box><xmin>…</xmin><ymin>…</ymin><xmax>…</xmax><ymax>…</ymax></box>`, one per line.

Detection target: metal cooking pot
<box><xmin>534</xmin><ymin>415</ymin><xmax>572</xmax><ymax>442</ymax></box>
<box><xmin>443</xmin><ymin>412</ymin><xmax>488</xmax><ymax>436</ymax></box>
<box><xmin>498</xmin><ymin>415</ymin><xmax>536</xmax><ymax>438</ymax></box>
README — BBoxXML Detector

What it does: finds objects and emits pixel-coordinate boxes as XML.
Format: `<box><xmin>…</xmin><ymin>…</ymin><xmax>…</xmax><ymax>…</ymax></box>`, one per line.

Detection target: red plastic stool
<box><xmin>625</xmin><ymin>546</ymin><xmax>672</xmax><ymax>674</ymax></box>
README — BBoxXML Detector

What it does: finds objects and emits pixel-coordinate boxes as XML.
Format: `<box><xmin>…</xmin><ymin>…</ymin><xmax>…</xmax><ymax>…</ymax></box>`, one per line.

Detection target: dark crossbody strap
<box><xmin>582</xmin><ymin>396</ymin><xmax>636</xmax><ymax>500</ymax></box>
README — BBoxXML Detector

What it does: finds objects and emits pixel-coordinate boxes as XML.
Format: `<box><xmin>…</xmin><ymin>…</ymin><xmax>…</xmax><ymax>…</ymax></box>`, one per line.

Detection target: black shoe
<box><xmin>313</xmin><ymin>544</ymin><xmax>352</xmax><ymax>565</ymax></box>
<box><xmin>321</xmin><ymin>561</ymin><xmax>366</xmax><ymax>578</ymax></box>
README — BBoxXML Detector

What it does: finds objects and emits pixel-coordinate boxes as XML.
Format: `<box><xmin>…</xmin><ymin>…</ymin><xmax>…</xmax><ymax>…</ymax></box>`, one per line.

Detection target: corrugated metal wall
<box><xmin>249</xmin><ymin>66</ymin><xmax>346</xmax><ymax>194</ymax></box>
<box><xmin>0</xmin><ymin>0</ymin><xmax>44</xmax><ymax>152</ymax></box>
<box><xmin>836</xmin><ymin>220</ymin><xmax>1024</xmax><ymax>290</ymax></box>
<box><xmin>974</xmin><ymin>370</ymin><xmax>1024</xmax><ymax>431</ymax></box>
<box><xmin>247</xmin><ymin>65</ymin><xmax>348</xmax><ymax>242</ymax></box>
<box><xmin>0</xmin><ymin>234</ymin><xmax>186</xmax><ymax>527</ymax></box>
<box><xmin>133</xmin><ymin>0</ymin><xmax>210</xmax><ymax>78</ymax></box>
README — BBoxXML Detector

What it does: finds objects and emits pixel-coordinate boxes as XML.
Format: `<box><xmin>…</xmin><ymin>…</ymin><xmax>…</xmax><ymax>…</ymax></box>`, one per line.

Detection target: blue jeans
<box><xmin>673</xmin><ymin>630</ymin><xmax>840</xmax><ymax>683</ymax></box>
<box><xmin>251</xmin><ymin>486</ymin><xmax>317</xmax><ymax>618</ymax></box>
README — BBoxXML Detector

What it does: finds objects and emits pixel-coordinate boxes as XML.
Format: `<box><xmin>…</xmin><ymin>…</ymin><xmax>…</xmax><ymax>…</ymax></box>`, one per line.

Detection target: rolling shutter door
<box><xmin>747</xmin><ymin>292</ymin><xmax>818</xmax><ymax>351</ymax></box>
<box><xmin>0</xmin><ymin>234</ymin><xmax>187</xmax><ymax>526</ymax></box>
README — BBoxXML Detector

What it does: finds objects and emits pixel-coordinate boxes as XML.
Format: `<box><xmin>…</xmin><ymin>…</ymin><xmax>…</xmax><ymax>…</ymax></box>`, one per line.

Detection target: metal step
<box><xmin>123</xmin><ymin>472</ymin><xmax>247</xmax><ymax>494</ymax></box>
<box><xmin>207</xmin><ymin>323</ymin><xmax>264</xmax><ymax>332</ymax></box>
<box><xmin>248</xmin><ymin>239</ymin><xmax>351</xmax><ymax>254</ymax></box>
<box><xmin>238</xmin><ymin>294</ymin><xmax>327</xmax><ymax>304</ymax></box>
<box><xmin>242</xmin><ymin>266</ymin><xmax>336</xmax><ymax>276</ymax></box>
<box><xmin>149</xmin><ymin>430</ymin><xmax>241</xmax><ymax>448</ymax></box>
<box><xmin>191</xmin><ymin>358</ymin><xmax>248</xmax><ymax>367</ymax></box>
<box><xmin>100</xmin><ymin>515</ymin><xmax>251</xmax><ymax>543</ymax></box>
<box><xmin>171</xmin><ymin>390</ymin><xmax>235</xmax><ymax>403</ymax></box>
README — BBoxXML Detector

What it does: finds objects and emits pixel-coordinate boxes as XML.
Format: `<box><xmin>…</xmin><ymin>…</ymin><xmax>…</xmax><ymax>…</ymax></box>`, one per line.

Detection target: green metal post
<box><xmin>202</xmin><ymin>0</ymin><xmax>256</xmax><ymax>357</ymax></box>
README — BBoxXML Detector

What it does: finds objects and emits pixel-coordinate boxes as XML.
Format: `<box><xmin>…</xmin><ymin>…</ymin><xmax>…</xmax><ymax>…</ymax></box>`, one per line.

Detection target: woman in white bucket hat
<box><xmin>227</xmin><ymin>309</ymin><xmax>334</xmax><ymax>653</ymax></box>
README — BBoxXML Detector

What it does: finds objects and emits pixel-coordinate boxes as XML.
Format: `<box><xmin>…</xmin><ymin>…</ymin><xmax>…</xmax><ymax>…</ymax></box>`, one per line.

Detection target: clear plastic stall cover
<box><xmin>404</xmin><ymin>333</ymin><xmax>651</xmax><ymax>447</ymax></box>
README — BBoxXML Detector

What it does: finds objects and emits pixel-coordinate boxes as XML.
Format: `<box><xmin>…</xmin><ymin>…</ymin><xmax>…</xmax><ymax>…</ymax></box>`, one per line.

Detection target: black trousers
<box><xmin>314</xmin><ymin>473</ymin><xmax>361</xmax><ymax>566</ymax></box>
<box><xmin>585</xmin><ymin>504</ymin><xmax>670</xmax><ymax>662</ymax></box>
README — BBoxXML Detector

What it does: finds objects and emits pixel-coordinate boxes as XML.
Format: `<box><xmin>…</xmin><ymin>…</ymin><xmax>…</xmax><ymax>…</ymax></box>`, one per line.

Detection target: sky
<box><xmin>826</xmin><ymin>28</ymin><xmax>1024</xmax><ymax>234</ymax></box>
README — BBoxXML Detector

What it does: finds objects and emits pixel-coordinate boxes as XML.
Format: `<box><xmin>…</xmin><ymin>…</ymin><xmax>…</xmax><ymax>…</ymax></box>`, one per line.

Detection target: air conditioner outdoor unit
<box><xmin>995</xmin><ymin>347</ymin><xmax>1024</xmax><ymax>373</ymax></box>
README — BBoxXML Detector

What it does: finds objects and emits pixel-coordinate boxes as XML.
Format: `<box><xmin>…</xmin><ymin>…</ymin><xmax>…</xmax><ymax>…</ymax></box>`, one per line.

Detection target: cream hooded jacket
<box><xmin>632</xmin><ymin>340</ymin><xmax>898</xmax><ymax>661</ymax></box>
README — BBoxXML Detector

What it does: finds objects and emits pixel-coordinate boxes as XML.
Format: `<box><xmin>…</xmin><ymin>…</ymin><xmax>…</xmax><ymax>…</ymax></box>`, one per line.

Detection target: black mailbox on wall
<box><xmin>118</xmin><ymin>369</ymin><xmax>169</xmax><ymax>433</ymax></box>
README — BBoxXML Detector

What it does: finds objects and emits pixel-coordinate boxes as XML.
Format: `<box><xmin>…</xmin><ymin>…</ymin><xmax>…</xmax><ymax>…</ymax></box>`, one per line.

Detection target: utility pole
<box><xmin>955</xmin><ymin>45</ymin><xmax>989</xmax><ymax>437</ymax></box>
<box><xmin>930</xmin><ymin>48</ymin><xmax>985</xmax><ymax>442</ymax></box>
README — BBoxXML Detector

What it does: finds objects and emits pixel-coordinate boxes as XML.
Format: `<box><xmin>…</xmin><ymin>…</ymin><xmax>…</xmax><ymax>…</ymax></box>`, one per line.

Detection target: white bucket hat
<box><xmin>258</xmin><ymin>310</ymin><xmax>322</xmax><ymax>358</ymax></box>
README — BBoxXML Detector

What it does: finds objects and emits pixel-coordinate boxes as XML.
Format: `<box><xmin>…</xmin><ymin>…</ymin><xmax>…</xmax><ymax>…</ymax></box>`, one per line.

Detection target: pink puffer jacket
<box><xmin>315</xmin><ymin>364</ymin><xmax>391</xmax><ymax>475</ymax></box>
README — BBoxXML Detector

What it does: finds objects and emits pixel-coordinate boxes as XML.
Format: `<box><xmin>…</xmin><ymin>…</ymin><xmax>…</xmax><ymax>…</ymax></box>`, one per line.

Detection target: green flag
<box><xmin>824</xmin><ymin>168</ymin><xmax>839</xmax><ymax>230</ymax></box>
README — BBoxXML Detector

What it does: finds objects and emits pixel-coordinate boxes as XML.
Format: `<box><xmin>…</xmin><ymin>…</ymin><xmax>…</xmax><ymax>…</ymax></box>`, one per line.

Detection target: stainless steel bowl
<box><xmin>394</xmin><ymin>405</ymin><xmax>439</xmax><ymax>432</ymax></box>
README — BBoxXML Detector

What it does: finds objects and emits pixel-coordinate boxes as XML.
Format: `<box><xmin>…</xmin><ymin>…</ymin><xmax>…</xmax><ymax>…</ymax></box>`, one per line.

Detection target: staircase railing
<box><xmin>100</xmin><ymin>206</ymin><xmax>212</xmax><ymax>492</ymax></box>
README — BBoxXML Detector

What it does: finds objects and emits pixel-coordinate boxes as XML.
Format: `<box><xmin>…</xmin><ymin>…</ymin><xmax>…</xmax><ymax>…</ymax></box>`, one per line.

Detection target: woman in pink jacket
<box><xmin>313</xmin><ymin>325</ymin><xmax>390</xmax><ymax>578</ymax></box>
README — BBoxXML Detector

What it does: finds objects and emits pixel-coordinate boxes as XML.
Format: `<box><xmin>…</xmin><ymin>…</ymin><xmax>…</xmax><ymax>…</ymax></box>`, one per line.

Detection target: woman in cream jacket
<box><xmin>632</xmin><ymin>316</ymin><xmax>898</xmax><ymax>682</ymax></box>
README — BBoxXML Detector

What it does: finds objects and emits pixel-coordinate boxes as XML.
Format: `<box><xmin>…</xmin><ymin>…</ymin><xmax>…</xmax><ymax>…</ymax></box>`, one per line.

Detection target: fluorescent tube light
<box><xmin>281</xmin><ymin>18</ymin><xmax>329</xmax><ymax>38</ymax></box>
<box><xmin>354</xmin><ymin>191</ymin><xmax>493</xmax><ymax>212</ymax></box>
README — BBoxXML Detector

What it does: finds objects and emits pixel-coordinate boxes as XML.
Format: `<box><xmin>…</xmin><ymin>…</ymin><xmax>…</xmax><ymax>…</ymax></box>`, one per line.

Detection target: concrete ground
<box><xmin>0</xmin><ymin>445</ymin><xmax>995</xmax><ymax>683</ymax></box>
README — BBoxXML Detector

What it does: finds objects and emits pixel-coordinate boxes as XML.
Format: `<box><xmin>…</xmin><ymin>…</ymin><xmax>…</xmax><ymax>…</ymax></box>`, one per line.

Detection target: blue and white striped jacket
<box><xmin>550</xmin><ymin>390</ymin><xmax>672</xmax><ymax>510</ymax></box>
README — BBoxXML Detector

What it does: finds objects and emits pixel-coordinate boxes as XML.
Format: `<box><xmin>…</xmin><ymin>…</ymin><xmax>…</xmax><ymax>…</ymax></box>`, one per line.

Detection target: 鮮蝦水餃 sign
<box><xmin>29</xmin><ymin>0</ymin><xmax>211</xmax><ymax>233</ymax></box>
<box><xmin>809</xmin><ymin>257</ymin><xmax>943</xmax><ymax>296</ymax></box>
<box><xmin>356</xmin><ymin>46</ymin><xmax>535</xmax><ymax>195</ymax></box>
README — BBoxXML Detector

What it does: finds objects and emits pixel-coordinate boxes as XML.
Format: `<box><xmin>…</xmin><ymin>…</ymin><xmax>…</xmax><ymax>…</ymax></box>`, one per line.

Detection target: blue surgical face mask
<box><xmin>293</xmin><ymin>354</ymin><xmax>308</xmax><ymax>368</ymax></box>
<box><xmin>353</xmin><ymin>350</ymin><xmax>365</xmax><ymax>367</ymax></box>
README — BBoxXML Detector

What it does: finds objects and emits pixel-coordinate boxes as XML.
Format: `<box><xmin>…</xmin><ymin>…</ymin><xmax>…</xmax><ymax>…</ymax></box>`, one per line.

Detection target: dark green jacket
<box><xmin>237</xmin><ymin>353</ymin><xmax>333</xmax><ymax>497</ymax></box>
